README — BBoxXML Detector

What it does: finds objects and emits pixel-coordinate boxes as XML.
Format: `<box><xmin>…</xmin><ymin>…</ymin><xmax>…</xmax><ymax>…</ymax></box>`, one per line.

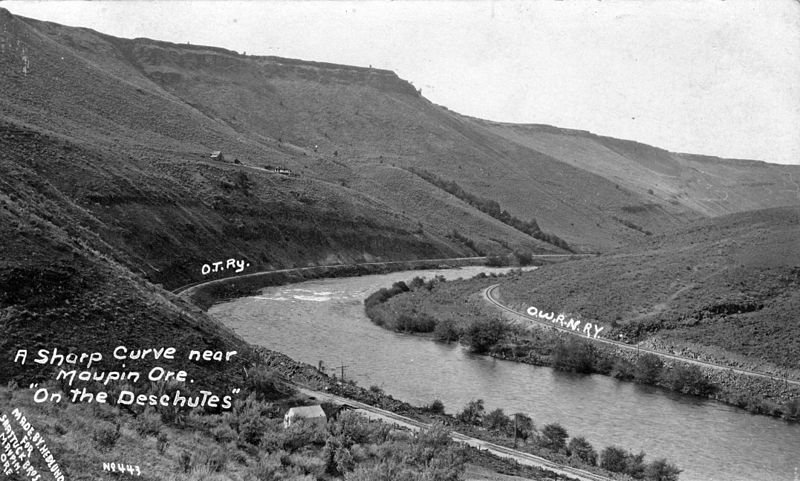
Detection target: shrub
<box><xmin>634</xmin><ymin>353</ymin><xmax>664</xmax><ymax>384</ymax></box>
<box><xmin>783</xmin><ymin>398</ymin><xmax>800</xmax><ymax>421</ymax></box>
<box><xmin>134</xmin><ymin>409</ymin><xmax>162</xmax><ymax>437</ymax></box>
<box><xmin>552</xmin><ymin>338</ymin><xmax>595</xmax><ymax>373</ymax></box>
<box><xmin>196</xmin><ymin>445</ymin><xmax>229</xmax><ymax>473</ymax></box>
<box><xmin>610</xmin><ymin>358</ymin><xmax>635</xmax><ymax>380</ymax></box>
<box><xmin>463</xmin><ymin>317</ymin><xmax>509</xmax><ymax>354</ymax></box>
<box><xmin>512</xmin><ymin>413</ymin><xmax>534</xmax><ymax>443</ymax></box>
<box><xmin>92</xmin><ymin>422</ymin><xmax>120</xmax><ymax>452</ymax></box>
<box><xmin>663</xmin><ymin>364</ymin><xmax>716</xmax><ymax>396</ymax></box>
<box><xmin>540</xmin><ymin>423</ymin><xmax>568</xmax><ymax>452</ymax></box>
<box><xmin>600</xmin><ymin>446</ymin><xmax>628</xmax><ymax>472</ymax></box>
<box><xmin>457</xmin><ymin>399</ymin><xmax>485</xmax><ymax>425</ymax></box>
<box><xmin>178</xmin><ymin>450</ymin><xmax>192</xmax><ymax>473</ymax></box>
<box><xmin>156</xmin><ymin>432</ymin><xmax>168</xmax><ymax>454</ymax></box>
<box><xmin>483</xmin><ymin>408</ymin><xmax>510</xmax><ymax>432</ymax></box>
<box><xmin>644</xmin><ymin>458</ymin><xmax>682</xmax><ymax>481</ymax></box>
<box><xmin>322</xmin><ymin>436</ymin><xmax>347</xmax><ymax>475</ymax></box>
<box><xmin>334</xmin><ymin>446</ymin><xmax>355</xmax><ymax>474</ymax></box>
<box><xmin>451</xmin><ymin>230</ymin><xmax>483</xmax><ymax>256</ymax></box>
<box><xmin>282</xmin><ymin>419</ymin><xmax>328</xmax><ymax>451</ymax></box>
<box><xmin>428</xmin><ymin>399</ymin><xmax>445</xmax><ymax>415</ymax></box>
<box><xmin>486</xmin><ymin>255</ymin><xmax>511</xmax><ymax>267</ymax></box>
<box><xmin>568</xmin><ymin>436</ymin><xmax>597</xmax><ymax>465</ymax></box>
<box><xmin>330</xmin><ymin>411</ymin><xmax>388</xmax><ymax>446</ymax></box>
<box><xmin>246</xmin><ymin>366</ymin><xmax>291</xmax><ymax>401</ymax></box>
<box><xmin>625</xmin><ymin>451</ymin><xmax>647</xmax><ymax>479</ymax></box>
<box><xmin>238</xmin><ymin>408</ymin><xmax>270</xmax><ymax>445</ymax></box>
<box><xmin>600</xmin><ymin>446</ymin><xmax>649</xmax><ymax>478</ymax></box>
<box><xmin>416</xmin><ymin>422</ymin><xmax>453</xmax><ymax>450</ymax></box>
<box><xmin>434</xmin><ymin>319</ymin><xmax>461</xmax><ymax>342</ymax></box>
<box><xmin>286</xmin><ymin>452</ymin><xmax>326</xmax><ymax>477</ymax></box>
<box><xmin>211</xmin><ymin>423</ymin><xmax>238</xmax><ymax>444</ymax></box>
<box><xmin>392</xmin><ymin>281</ymin><xmax>410</xmax><ymax>293</ymax></box>
<box><xmin>514</xmin><ymin>251</ymin><xmax>533</xmax><ymax>266</ymax></box>
<box><xmin>395</xmin><ymin>312</ymin><xmax>437</xmax><ymax>333</ymax></box>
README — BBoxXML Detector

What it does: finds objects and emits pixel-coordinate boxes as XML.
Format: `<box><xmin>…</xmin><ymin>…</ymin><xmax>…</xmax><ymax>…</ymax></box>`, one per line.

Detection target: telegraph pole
<box><xmin>336</xmin><ymin>364</ymin><xmax>348</xmax><ymax>381</ymax></box>
<box><xmin>513</xmin><ymin>414</ymin><xmax>518</xmax><ymax>448</ymax></box>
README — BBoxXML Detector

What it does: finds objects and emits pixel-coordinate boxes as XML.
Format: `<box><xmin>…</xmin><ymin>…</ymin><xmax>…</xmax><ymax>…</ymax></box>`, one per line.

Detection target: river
<box><xmin>208</xmin><ymin>266</ymin><xmax>800</xmax><ymax>481</ymax></box>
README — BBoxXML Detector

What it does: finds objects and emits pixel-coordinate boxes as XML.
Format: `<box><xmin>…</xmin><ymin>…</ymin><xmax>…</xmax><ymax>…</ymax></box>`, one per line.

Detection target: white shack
<box><xmin>284</xmin><ymin>405</ymin><xmax>327</xmax><ymax>429</ymax></box>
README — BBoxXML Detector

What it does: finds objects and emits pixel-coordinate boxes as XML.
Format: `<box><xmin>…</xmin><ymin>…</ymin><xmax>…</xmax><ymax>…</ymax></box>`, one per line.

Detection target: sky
<box><xmin>4</xmin><ymin>0</ymin><xmax>800</xmax><ymax>165</ymax></box>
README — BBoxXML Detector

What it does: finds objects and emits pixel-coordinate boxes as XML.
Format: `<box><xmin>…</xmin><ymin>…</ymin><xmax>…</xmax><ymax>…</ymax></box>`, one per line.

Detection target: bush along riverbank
<box><xmin>256</xmin><ymin>347</ymin><xmax>682</xmax><ymax>481</ymax></box>
<box><xmin>363</xmin><ymin>273</ymin><xmax>800</xmax><ymax>423</ymax></box>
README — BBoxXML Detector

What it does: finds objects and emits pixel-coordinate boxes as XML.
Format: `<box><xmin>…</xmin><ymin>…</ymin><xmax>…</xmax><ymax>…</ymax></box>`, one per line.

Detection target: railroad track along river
<box><xmin>483</xmin><ymin>284</ymin><xmax>800</xmax><ymax>387</ymax></box>
<box><xmin>296</xmin><ymin>386</ymin><xmax>611</xmax><ymax>481</ymax></box>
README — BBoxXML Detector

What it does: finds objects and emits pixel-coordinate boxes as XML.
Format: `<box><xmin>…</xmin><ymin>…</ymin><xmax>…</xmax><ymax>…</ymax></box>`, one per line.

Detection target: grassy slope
<box><xmin>4</xmin><ymin>8</ymin><xmax>798</xmax><ymax>267</ymax></box>
<box><xmin>0</xmin><ymin>138</ymin><xmax>255</xmax><ymax>386</ymax></box>
<box><xmin>1</xmin><ymin>9</ymin><xmax>479</xmax><ymax>292</ymax></box>
<box><xmin>0</xmin><ymin>384</ymin><xmax>477</xmax><ymax>481</ymax></box>
<box><xmin>496</xmin><ymin>207</ymin><xmax>800</xmax><ymax>373</ymax></box>
<box><xmin>478</xmin><ymin>122</ymin><xmax>800</xmax><ymax>218</ymax></box>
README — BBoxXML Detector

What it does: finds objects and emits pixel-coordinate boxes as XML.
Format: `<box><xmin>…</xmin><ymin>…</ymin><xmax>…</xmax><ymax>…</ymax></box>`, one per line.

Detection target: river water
<box><xmin>209</xmin><ymin>266</ymin><xmax>800</xmax><ymax>481</ymax></box>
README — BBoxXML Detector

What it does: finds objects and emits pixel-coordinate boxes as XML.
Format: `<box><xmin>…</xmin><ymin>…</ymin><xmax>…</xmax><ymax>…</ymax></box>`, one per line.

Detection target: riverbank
<box><xmin>176</xmin><ymin>255</ymin><xmax>589</xmax><ymax>309</ymax></box>
<box><xmin>363</xmin><ymin>273</ymin><xmax>800</xmax><ymax>423</ymax></box>
<box><xmin>175</xmin><ymin>259</ymin><xmax>635</xmax><ymax>479</ymax></box>
<box><xmin>178</xmin><ymin>257</ymin><xmax>487</xmax><ymax>309</ymax></box>
<box><xmin>254</xmin><ymin>346</ymin><xmax>676</xmax><ymax>481</ymax></box>
<box><xmin>207</xmin><ymin>264</ymin><xmax>800</xmax><ymax>480</ymax></box>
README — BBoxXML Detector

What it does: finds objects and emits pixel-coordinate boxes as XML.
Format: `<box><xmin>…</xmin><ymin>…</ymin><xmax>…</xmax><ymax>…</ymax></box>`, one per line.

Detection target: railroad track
<box><xmin>483</xmin><ymin>284</ymin><xmax>800</xmax><ymax>387</ymax></box>
<box><xmin>295</xmin><ymin>386</ymin><xmax>611</xmax><ymax>481</ymax></box>
<box><xmin>171</xmin><ymin>254</ymin><xmax>592</xmax><ymax>297</ymax></box>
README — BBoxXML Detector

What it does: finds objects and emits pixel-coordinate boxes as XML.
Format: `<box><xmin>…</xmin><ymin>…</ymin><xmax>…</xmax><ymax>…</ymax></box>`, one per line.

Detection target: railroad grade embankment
<box><xmin>175</xmin><ymin>255</ymin><xmax>589</xmax><ymax>308</ymax></box>
<box><xmin>484</xmin><ymin>284</ymin><xmax>800</xmax><ymax>386</ymax></box>
<box><xmin>484</xmin><ymin>284</ymin><xmax>800</xmax><ymax>412</ymax></box>
<box><xmin>296</xmin><ymin>386</ymin><xmax>610</xmax><ymax>481</ymax></box>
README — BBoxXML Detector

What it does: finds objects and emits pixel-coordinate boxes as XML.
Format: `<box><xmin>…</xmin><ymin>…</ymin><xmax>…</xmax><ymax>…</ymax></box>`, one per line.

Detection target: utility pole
<box><xmin>513</xmin><ymin>414</ymin><xmax>518</xmax><ymax>448</ymax></box>
<box><xmin>336</xmin><ymin>364</ymin><xmax>348</xmax><ymax>381</ymax></box>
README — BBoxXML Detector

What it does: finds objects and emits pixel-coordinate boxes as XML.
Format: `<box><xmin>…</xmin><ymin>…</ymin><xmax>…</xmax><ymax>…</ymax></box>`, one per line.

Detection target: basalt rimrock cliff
<box><xmin>1</xmin><ymin>9</ymin><xmax>799</xmax><ymax>381</ymax></box>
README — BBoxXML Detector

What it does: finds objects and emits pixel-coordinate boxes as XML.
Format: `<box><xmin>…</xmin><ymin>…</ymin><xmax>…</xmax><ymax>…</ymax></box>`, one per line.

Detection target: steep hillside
<box><xmin>479</xmin><ymin>121</ymin><xmax>800</xmax><ymax>217</ymax></box>
<box><xmin>0</xmin><ymin>9</ymin><xmax>569</xmax><ymax>294</ymax></box>
<box><xmin>0</xmin><ymin>143</ymin><xmax>254</xmax><ymax>386</ymax></box>
<box><xmin>495</xmin><ymin>206</ymin><xmax>800</xmax><ymax>373</ymax></box>
<box><xmin>3</xmin><ymin>8</ymin><xmax>797</xmax><ymax>273</ymax></box>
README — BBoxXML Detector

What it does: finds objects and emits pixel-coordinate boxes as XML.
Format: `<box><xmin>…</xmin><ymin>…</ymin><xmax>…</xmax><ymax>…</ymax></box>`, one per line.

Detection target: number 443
<box><xmin>102</xmin><ymin>462</ymin><xmax>141</xmax><ymax>476</ymax></box>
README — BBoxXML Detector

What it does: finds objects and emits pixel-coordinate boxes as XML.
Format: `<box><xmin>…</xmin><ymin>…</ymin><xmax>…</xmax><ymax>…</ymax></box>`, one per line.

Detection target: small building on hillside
<box><xmin>284</xmin><ymin>405</ymin><xmax>327</xmax><ymax>429</ymax></box>
<box><xmin>210</xmin><ymin>151</ymin><xmax>225</xmax><ymax>162</ymax></box>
